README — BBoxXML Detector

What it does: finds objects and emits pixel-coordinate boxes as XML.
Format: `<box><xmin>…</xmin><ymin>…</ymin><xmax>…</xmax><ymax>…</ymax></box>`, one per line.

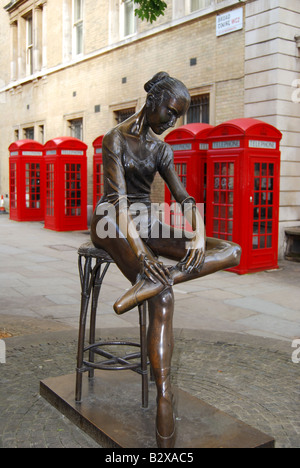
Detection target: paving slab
<box><xmin>0</xmin><ymin>215</ymin><xmax>299</xmax><ymax>448</ymax></box>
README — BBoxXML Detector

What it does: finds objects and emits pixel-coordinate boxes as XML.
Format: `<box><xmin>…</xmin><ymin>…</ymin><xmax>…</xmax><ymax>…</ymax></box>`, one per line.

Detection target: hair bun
<box><xmin>144</xmin><ymin>71</ymin><xmax>170</xmax><ymax>93</ymax></box>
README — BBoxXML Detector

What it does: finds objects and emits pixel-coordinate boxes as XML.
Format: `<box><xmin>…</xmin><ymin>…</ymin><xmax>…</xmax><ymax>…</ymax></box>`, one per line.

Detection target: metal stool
<box><xmin>75</xmin><ymin>242</ymin><xmax>149</xmax><ymax>408</ymax></box>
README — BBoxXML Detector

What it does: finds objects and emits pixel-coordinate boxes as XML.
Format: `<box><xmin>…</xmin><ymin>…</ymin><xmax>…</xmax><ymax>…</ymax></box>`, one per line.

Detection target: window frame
<box><xmin>120</xmin><ymin>0</ymin><xmax>137</xmax><ymax>39</ymax></box>
<box><xmin>25</xmin><ymin>11</ymin><xmax>33</xmax><ymax>75</ymax></box>
<box><xmin>72</xmin><ymin>0</ymin><xmax>84</xmax><ymax>57</ymax></box>
<box><xmin>68</xmin><ymin>117</ymin><xmax>83</xmax><ymax>140</ymax></box>
<box><xmin>185</xmin><ymin>93</ymin><xmax>210</xmax><ymax>124</ymax></box>
<box><xmin>186</xmin><ymin>0</ymin><xmax>212</xmax><ymax>15</ymax></box>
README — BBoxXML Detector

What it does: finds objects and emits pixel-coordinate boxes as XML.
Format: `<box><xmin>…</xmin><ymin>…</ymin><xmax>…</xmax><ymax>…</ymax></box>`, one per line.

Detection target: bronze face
<box><xmin>145</xmin><ymin>95</ymin><xmax>189</xmax><ymax>135</ymax></box>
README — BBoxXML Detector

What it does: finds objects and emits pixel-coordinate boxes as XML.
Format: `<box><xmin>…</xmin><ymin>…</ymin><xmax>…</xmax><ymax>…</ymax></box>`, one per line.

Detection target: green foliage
<box><xmin>134</xmin><ymin>0</ymin><xmax>244</xmax><ymax>23</ymax></box>
<box><xmin>134</xmin><ymin>0</ymin><xmax>168</xmax><ymax>23</ymax></box>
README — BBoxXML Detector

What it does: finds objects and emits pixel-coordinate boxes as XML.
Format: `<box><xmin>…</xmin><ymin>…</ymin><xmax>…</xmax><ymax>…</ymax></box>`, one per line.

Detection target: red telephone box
<box><xmin>44</xmin><ymin>137</ymin><xmax>88</xmax><ymax>231</ymax></box>
<box><xmin>206</xmin><ymin>118</ymin><xmax>282</xmax><ymax>274</ymax></box>
<box><xmin>93</xmin><ymin>135</ymin><xmax>104</xmax><ymax>210</ymax></box>
<box><xmin>164</xmin><ymin>123</ymin><xmax>213</xmax><ymax>228</ymax></box>
<box><xmin>8</xmin><ymin>140</ymin><xmax>45</xmax><ymax>222</ymax></box>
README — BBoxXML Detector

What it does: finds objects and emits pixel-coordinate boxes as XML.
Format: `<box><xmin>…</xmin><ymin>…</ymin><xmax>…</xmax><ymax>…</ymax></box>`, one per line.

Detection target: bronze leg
<box><xmin>147</xmin><ymin>287</ymin><xmax>176</xmax><ymax>448</ymax></box>
<box><xmin>114</xmin><ymin>236</ymin><xmax>241</xmax><ymax>314</ymax></box>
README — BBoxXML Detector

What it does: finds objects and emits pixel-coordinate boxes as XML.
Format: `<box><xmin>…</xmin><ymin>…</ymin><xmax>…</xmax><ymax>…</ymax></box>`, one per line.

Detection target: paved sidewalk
<box><xmin>0</xmin><ymin>214</ymin><xmax>299</xmax><ymax>448</ymax></box>
<box><xmin>0</xmin><ymin>214</ymin><xmax>299</xmax><ymax>342</ymax></box>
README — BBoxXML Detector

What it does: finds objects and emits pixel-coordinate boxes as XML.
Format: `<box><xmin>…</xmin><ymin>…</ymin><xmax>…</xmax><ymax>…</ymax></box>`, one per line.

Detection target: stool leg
<box><xmin>88</xmin><ymin>259</ymin><xmax>101</xmax><ymax>379</ymax></box>
<box><xmin>89</xmin><ymin>262</ymin><xmax>111</xmax><ymax>379</ymax></box>
<box><xmin>139</xmin><ymin>302</ymin><xmax>148</xmax><ymax>408</ymax></box>
<box><xmin>75</xmin><ymin>255</ymin><xmax>92</xmax><ymax>402</ymax></box>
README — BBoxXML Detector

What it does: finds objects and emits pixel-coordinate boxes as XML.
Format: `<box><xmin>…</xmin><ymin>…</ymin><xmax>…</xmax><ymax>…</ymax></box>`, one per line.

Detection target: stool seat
<box><xmin>77</xmin><ymin>241</ymin><xmax>114</xmax><ymax>262</ymax></box>
<box><xmin>75</xmin><ymin>242</ymin><xmax>149</xmax><ymax>408</ymax></box>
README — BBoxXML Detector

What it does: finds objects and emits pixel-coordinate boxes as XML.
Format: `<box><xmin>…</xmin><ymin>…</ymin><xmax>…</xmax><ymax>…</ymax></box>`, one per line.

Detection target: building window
<box><xmin>38</xmin><ymin>125</ymin><xmax>45</xmax><ymax>144</ymax></box>
<box><xmin>25</xmin><ymin>12</ymin><xmax>33</xmax><ymax>75</ymax></box>
<box><xmin>11</xmin><ymin>21</ymin><xmax>18</xmax><ymax>80</ymax></box>
<box><xmin>73</xmin><ymin>0</ymin><xmax>83</xmax><ymax>55</ymax></box>
<box><xmin>24</xmin><ymin>127</ymin><xmax>34</xmax><ymax>140</ymax></box>
<box><xmin>69</xmin><ymin>118</ymin><xmax>83</xmax><ymax>140</ymax></box>
<box><xmin>114</xmin><ymin>107</ymin><xmax>135</xmax><ymax>124</ymax></box>
<box><xmin>121</xmin><ymin>0</ymin><xmax>136</xmax><ymax>38</ymax></box>
<box><xmin>186</xmin><ymin>94</ymin><xmax>209</xmax><ymax>124</ymax></box>
<box><xmin>189</xmin><ymin>0</ymin><xmax>211</xmax><ymax>13</ymax></box>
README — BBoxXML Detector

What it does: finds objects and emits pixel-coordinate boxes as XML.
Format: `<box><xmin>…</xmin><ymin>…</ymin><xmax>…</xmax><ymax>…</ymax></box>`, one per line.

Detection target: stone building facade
<box><xmin>0</xmin><ymin>0</ymin><xmax>299</xmax><ymax>257</ymax></box>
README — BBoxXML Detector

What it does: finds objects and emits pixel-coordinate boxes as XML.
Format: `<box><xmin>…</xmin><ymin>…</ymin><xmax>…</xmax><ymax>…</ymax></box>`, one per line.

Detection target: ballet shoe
<box><xmin>113</xmin><ymin>277</ymin><xmax>166</xmax><ymax>315</ymax></box>
<box><xmin>156</xmin><ymin>426</ymin><xmax>176</xmax><ymax>448</ymax></box>
<box><xmin>155</xmin><ymin>368</ymin><xmax>176</xmax><ymax>448</ymax></box>
<box><xmin>156</xmin><ymin>395</ymin><xmax>176</xmax><ymax>448</ymax></box>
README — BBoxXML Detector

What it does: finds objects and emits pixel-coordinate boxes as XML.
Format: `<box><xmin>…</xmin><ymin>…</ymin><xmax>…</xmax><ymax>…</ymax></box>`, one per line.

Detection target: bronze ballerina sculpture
<box><xmin>91</xmin><ymin>72</ymin><xmax>241</xmax><ymax>447</ymax></box>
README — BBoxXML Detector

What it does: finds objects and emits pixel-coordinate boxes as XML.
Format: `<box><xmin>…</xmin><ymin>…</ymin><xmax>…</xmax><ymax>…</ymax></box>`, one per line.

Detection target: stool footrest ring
<box><xmin>79</xmin><ymin>340</ymin><xmax>148</xmax><ymax>373</ymax></box>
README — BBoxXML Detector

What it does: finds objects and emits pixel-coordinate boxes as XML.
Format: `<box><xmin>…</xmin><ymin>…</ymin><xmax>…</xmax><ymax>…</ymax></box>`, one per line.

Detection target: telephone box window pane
<box><xmin>212</xmin><ymin>161</ymin><xmax>234</xmax><ymax>241</ymax></box>
<box><xmin>220</xmin><ymin>191</ymin><xmax>226</xmax><ymax>204</ymax></box>
<box><xmin>268</xmin><ymin>178</ymin><xmax>274</xmax><ymax>190</ymax></box>
<box><xmin>261</xmin><ymin>193</ymin><xmax>267</xmax><ymax>205</ymax></box>
<box><xmin>253</xmin><ymin>236</ymin><xmax>258</xmax><ymax>249</ymax></box>
<box><xmin>25</xmin><ymin>163</ymin><xmax>40</xmax><ymax>209</ymax></box>
<box><xmin>65</xmin><ymin>163</ymin><xmax>81</xmax><ymax>216</ymax></box>
<box><xmin>169</xmin><ymin>163</ymin><xmax>187</xmax><ymax>229</ymax></box>
<box><xmin>268</xmin><ymin>207</ymin><xmax>273</xmax><ymax>219</ymax></box>
<box><xmin>220</xmin><ymin>205</ymin><xmax>226</xmax><ymax>218</ymax></box>
<box><xmin>252</xmin><ymin>161</ymin><xmax>275</xmax><ymax>250</ymax></box>
<box><xmin>260</xmin><ymin>236</ymin><xmax>266</xmax><ymax>249</ymax></box>
<box><xmin>260</xmin><ymin>222</ymin><xmax>266</xmax><ymax>234</ymax></box>
<box><xmin>10</xmin><ymin>163</ymin><xmax>17</xmax><ymax>209</ymax></box>
<box><xmin>46</xmin><ymin>164</ymin><xmax>54</xmax><ymax>217</ymax></box>
<box><xmin>95</xmin><ymin>163</ymin><xmax>104</xmax><ymax>203</ymax></box>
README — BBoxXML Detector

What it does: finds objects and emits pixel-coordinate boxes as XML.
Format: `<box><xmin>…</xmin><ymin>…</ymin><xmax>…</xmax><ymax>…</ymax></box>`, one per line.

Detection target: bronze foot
<box><xmin>155</xmin><ymin>367</ymin><xmax>176</xmax><ymax>448</ymax></box>
<box><xmin>113</xmin><ymin>277</ymin><xmax>166</xmax><ymax>314</ymax></box>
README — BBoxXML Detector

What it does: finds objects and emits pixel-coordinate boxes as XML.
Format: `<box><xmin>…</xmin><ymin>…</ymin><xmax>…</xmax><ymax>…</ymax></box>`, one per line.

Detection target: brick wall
<box><xmin>0</xmin><ymin>0</ymin><xmax>245</xmax><ymax>207</ymax></box>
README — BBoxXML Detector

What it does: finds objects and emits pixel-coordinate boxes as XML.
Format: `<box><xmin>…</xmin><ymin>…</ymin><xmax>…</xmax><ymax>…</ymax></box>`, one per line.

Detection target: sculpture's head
<box><xmin>144</xmin><ymin>72</ymin><xmax>191</xmax><ymax>135</ymax></box>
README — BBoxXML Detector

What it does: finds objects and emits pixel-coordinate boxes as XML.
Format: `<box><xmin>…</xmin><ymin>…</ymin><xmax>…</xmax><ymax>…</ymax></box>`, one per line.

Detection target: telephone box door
<box><xmin>207</xmin><ymin>158</ymin><xmax>238</xmax><ymax>243</ymax></box>
<box><xmin>248</xmin><ymin>158</ymin><xmax>280</xmax><ymax>271</ymax></box>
